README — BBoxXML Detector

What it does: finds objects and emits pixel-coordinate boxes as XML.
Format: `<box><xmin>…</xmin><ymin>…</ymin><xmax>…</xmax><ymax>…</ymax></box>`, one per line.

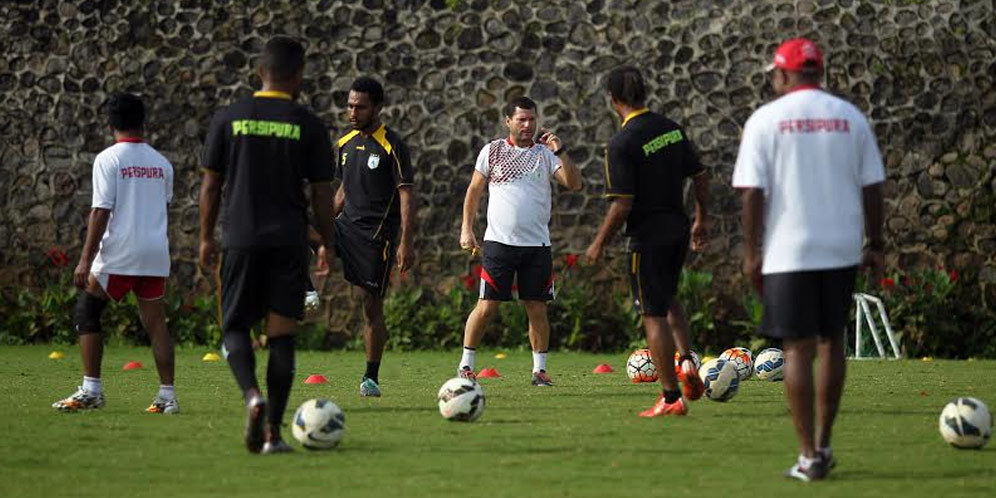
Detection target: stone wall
<box><xmin>2</xmin><ymin>0</ymin><xmax>994</xmax><ymax>333</ymax></box>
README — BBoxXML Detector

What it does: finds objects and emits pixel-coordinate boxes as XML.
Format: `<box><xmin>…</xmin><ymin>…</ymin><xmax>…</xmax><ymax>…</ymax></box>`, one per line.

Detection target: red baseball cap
<box><xmin>765</xmin><ymin>38</ymin><xmax>824</xmax><ymax>72</ymax></box>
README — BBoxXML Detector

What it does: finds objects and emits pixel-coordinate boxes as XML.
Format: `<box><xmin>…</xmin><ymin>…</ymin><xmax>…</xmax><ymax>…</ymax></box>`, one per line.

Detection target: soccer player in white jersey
<box><xmin>457</xmin><ymin>96</ymin><xmax>582</xmax><ymax>386</ymax></box>
<box><xmin>52</xmin><ymin>93</ymin><xmax>178</xmax><ymax>414</ymax></box>
<box><xmin>732</xmin><ymin>38</ymin><xmax>885</xmax><ymax>481</ymax></box>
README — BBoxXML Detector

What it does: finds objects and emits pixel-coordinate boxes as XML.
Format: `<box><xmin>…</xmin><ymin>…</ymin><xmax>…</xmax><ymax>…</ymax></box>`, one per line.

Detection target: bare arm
<box><xmin>585</xmin><ymin>197</ymin><xmax>633</xmax><ymax>263</ymax></box>
<box><xmin>460</xmin><ymin>171</ymin><xmax>489</xmax><ymax>253</ymax></box>
<box><xmin>73</xmin><ymin>208</ymin><xmax>111</xmax><ymax>289</ymax></box>
<box><xmin>333</xmin><ymin>183</ymin><xmax>345</xmax><ymax>217</ymax></box>
<box><xmin>311</xmin><ymin>182</ymin><xmax>336</xmax><ymax>260</ymax></box>
<box><xmin>396</xmin><ymin>185</ymin><xmax>416</xmax><ymax>272</ymax></box>
<box><xmin>740</xmin><ymin>187</ymin><xmax>765</xmax><ymax>293</ymax></box>
<box><xmin>690</xmin><ymin>171</ymin><xmax>710</xmax><ymax>251</ymax></box>
<box><xmin>198</xmin><ymin>170</ymin><xmax>224</xmax><ymax>270</ymax></box>
<box><xmin>552</xmin><ymin>153</ymin><xmax>582</xmax><ymax>191</ymax></box>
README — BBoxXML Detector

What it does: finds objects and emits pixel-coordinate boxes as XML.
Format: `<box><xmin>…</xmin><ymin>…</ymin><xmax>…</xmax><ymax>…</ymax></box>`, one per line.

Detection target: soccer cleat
<box><xmin>531</xmin><ymin>370</ymin><xmax>554</xmax><ymax>387</ymax></box>
<box><xmin>261</xmin><ymin>439</ymin><xmax>294</xmax><ymax>454</ymax></box>
<box><xmin>304</xmin><ymin>290</ymin><xmax>320</xmax><ymax>312</ymax></box>
<box><xmin>146</xmin><ymin>396</ymin><xmax>180</xmax><ymax>414</ymax></box>
<box><xmin>457</xmin><ymin>366</ymin><xmax>476</xmax><ymax>381</ymax></box>
<box><xmin>681</xmin><ymin>359</ymin><xmax>705</xmax><ymax>401</ymax></box>
<box><xmin>359</xmin><ymin>377</ymin><xmax>381</xmax><ymax>397</ymax></box>
<box><xmin>244</xmin><ymin>395</ymin><xmax>267</xmax><ymax>454</ymax></box>
<box><xmin>818</xmin><ymin>447</ymin><xmax>836</xmax><ymax>470</ymax></box>
<box><xmin>784</xmin><ymin>455</ymin><xmax>830</xmax><ymax>482</ymax></box>
<box><xmin>638</xmin><ymin>395</ymin><xmax>688</xmax><ymax>417</ymax></box>
<box><xmin>52</xmin><ymin>387</ymin><xmax>106</xmax><ymax>412</ymax></box>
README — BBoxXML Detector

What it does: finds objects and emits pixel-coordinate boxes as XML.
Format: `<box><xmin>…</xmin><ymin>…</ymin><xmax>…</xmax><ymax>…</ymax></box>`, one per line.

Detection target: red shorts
<box><xmin>94</xmin><ymin>273</ymin><xmax>167</xmax><ymax>301</ymax></box>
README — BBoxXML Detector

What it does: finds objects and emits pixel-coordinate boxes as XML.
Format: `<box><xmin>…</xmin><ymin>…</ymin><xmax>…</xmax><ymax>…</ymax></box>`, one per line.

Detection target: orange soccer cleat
<box><xmin>638</xmin><ymin>394</ymin><xmax>688</xmax><ymax>417</ymax></box>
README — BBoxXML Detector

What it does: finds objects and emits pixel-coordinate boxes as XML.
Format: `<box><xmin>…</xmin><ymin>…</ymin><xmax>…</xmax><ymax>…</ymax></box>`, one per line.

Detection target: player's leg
<box><xmin>359</xmin><ymin>289</ymin><xmax>387</xmax><ymax>396</ymax></box>
<box><xmin>664</xmin><ymin>239</ymin><xmax>704</xmax><ymax>400</ymax></box>
<box><xmin>782</xmin><ymin>336</ymin><xmax>818</xmax><ymax>472</ymax></box>
<box><xmin>518</xmin><ymin>245</ymin><xmax>555</xmax><ymax>386</ymax></box>
<box><xmin>259</xmin><ymin>246</ymin><xmax>309</xmax><ymax>453</ymax></box>
<box><xmin>458</xmin><ymin>241</ymin><xmax>512</xmax><ymax>379</ymax></box>
<box><xmin>135</xmin><ymin>278</ymin><xmax>178</xmax><ymax>414</ymax></box>
<box><xmin>814</xmin><ymin>266</ymin><xmax>857</xmax><ymax>469</ymax></box>
<box><xmin>668</xmin><ymin>301</ymin><xmax>692</xmax><ymax>355</ymax></box>
<box><xmin>630</xmin><ymin>249</ymin><xmax>685</xmax><ymax>417</ymax></box>
<box><xmin>220</xmin><ymin>249</ymin><xmax>266</xmax><ymax>453</ymax></box>
<box><xmin>53</xmin><ymin>276</ymin><xmax>110</xmax><ymax>411</ymax></box>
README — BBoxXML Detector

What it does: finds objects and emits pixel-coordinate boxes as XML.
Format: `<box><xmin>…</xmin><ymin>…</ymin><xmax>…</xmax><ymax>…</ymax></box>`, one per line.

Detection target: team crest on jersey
<box><xmin>367</xmin><ymin>153</ymin><xmax>380</xmax><ymax>169</ymax></box>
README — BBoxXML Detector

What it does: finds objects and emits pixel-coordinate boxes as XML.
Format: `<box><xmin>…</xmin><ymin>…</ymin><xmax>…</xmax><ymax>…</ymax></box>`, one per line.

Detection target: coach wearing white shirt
<box><xmin>732</xmin><ymin>39</ymin><xmax>885</xmax><ymax>482</ymax></box>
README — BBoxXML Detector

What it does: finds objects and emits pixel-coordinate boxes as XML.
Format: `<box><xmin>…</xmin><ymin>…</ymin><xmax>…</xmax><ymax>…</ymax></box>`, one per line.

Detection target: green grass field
<box><xmin>0</xmin><ymin>345</ymin><xmax>993</xmax><ymax>498</ymax></box>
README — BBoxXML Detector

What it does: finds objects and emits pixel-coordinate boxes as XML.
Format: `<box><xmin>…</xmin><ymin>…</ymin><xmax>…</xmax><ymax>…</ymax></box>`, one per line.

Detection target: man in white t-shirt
<box><xmin>732</xmin><ymin>38</ymin><xmax>885</xmax><ymax>481</ymax></box>
<box><xmin>52</xmin><ymin>93</ymin><xmax>178</xmax><ymax>415</ymax></box>
<box><xmin>456</xmin><ymin>96</ymin><xmax>582</xmax><ymax>386</ymax></box>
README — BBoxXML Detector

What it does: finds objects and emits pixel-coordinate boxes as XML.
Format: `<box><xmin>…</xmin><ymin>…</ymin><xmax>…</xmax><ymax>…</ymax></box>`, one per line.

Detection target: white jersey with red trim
<box><xmin>90</xmin><ymin>140</ymin><xmax>173</xmax><ymax>277</ymax></box>
<box><xmin>732</xmin><ymin>87</ymin><xmax>885</xmax><ymax>274</ymax></box>
<box><xmin>474</xmin><ymin>138</ymin><xmax>561</xmax><ymax>247</ymax></box>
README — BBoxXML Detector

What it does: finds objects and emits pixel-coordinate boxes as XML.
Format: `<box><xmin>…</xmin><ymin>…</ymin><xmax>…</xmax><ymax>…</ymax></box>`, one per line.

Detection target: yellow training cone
<box><xmin>202</xmin><ymin>352</ymin><xmax>221</xmax><ymax>362</ymax></box>
<box><xmin>494</xmin><ymin>353</ymin><xmax>508</xmax><ymax>359</ymax></box>
<box><xmin>48</xmin><ymin>351</ymin><xmax>65</xmax><ymax>360</ymax></box>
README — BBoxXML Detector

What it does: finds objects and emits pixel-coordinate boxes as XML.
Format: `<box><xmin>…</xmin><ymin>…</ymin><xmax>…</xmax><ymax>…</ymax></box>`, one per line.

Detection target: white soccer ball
<box><xmin>626</xmin><ymin>348</ymin><xmax>658</xmax><ymax>383</ymax></box>
<box><xmin>754</xmin><ymin>348</ymin><xmax>785</xmax><ymax>381</ymax></box>
<box><xmin>939</xmin><ymin>397</ymin><xmax>993</xmax><ymax>449</ymax></box>
<box><xmin>698</xmin><ymin>358</ymin><xmax>740</xmax><ymax>402</ymax></box>
<box><xmin>719</xmin><ymin>347</ymin><xmax>754</xmax><ymax>381</ymax></box>
<box><xmin>437</xmin><ymin>377</ymin><xmax>485</xmax><ymax>422</ymax></box>
<box><xmin>292</xmin><ymin>398</ymin><xmax>345</xmax><ymax>450</ymax></box>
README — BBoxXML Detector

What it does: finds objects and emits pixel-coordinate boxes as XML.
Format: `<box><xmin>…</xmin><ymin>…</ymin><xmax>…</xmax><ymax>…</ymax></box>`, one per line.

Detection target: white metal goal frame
<box><xmin>852</xmin><ymin>292</ymin><xmax>901</xmax><ymax>359</ymax></box>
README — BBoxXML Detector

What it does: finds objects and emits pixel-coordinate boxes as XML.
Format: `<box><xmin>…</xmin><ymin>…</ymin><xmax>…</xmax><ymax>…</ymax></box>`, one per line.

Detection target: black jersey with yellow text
<box><xmin>203</xmin><ymin>91</ymin><xmax>333</xmax><ymax>249</ymax></box>
<box><xmin>604</xmin><ymin>109</ymin><xmax>703</xmax><ymax>245</ymax></box>
<box><xmin>336</xmin><ymin>124</ymin><xmax>413</xmax><ymax>240</ymax></box>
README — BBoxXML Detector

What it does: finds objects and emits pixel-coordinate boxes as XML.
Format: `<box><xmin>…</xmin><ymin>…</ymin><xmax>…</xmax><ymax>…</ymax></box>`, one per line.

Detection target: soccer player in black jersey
<box><xmin>586</xmin><ymin>66</ymin><xmax>710</xmax><ymax>417</ymax></box>
<box><xmin>327</xmin><ymin>77</ymin><xmax>415</xmax><ymax>397</ymax></box>
<box><xmin>199</xmin><ymin>37</ymin><xmax>336</xmax><ymax>454</ymax></box>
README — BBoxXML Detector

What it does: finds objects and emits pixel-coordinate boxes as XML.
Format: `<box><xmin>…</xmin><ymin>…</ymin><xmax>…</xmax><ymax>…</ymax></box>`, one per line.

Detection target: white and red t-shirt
<box><xmin>475</xmin><ymin>138</ymin><xmax>561</xmax><ymax>247</ymax></box>
<box><xmin>90</xmin><ymin>139</ymin><xmax>174</xmax><ymax>277</ymax></box>
<box><xmin>732</xmin><ymin>87</ymin><xmax>885</xmax><ymax>274</ymax></box>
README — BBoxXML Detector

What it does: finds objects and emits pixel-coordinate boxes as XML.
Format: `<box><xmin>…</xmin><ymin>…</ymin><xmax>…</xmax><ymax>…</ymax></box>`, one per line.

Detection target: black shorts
<box><xmin>628</xmin><ymin>239</ymin><xmax>688</xmax><ymax>316</ymax></box>
<box><xmin>480</xmin><ymin>241</ymin><xmax>553</xmax><ymax>301</ymax></box>
<box><xmin>761</xmin><ymin>266</ymin><xmax>858</xmax><ymax>339</ymax></box>
<box><xmin>221</xmin><ymin>246</ymin><xmax>308</xmax><ymax>331</ymax></box>
<box><xmin>335</xmin><ymin>217</ymin><xmax>394</xmax><ymax>297</ymax></box>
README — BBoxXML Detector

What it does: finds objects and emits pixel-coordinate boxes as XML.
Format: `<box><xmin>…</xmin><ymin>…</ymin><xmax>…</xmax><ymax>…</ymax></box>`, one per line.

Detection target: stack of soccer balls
<box><xmin>625</xmin><ymin>346</ymin><xmax>787</xmax><ymax>402</ymax></box>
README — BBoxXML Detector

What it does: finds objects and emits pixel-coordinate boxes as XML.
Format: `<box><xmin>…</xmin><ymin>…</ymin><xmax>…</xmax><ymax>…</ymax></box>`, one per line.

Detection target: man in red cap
<box><xmin>733</xmin><ymin>38</ymin><xmax>885</xmax><ymax>481</ymax></box>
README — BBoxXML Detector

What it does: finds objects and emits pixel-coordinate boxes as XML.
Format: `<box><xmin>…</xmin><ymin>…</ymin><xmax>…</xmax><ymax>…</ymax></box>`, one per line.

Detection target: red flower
<box><xmin>880</xmin><ymin>277</ymin><xmax>895</xmax><ymax>290</ymax></box>
<box><xmin>949</xmin><ymin>270</ymin><xmax>958</xmax><ymax>282</ymax></box>
<box><xmin>46</xmin><ymin>247</ymin><xmax>70</xmax><ymax>268</ymax></box>
<box><xmin>462</xmin><ymin>274</ymin><xmax>477</xmax><ymax>291</ymax></box>
<box><xmin>564</xmin><ymin>253</ymin><xmax>579</xmax><ymax>270</ymax></box>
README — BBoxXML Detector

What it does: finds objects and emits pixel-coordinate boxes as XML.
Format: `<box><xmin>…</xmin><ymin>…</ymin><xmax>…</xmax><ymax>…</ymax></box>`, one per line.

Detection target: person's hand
<box><xmin>460</xmin><ymin>228</ymin><xmax>480</xmax><ymax>257</ymax></box>
<box><xmin>743</xmin><ymin>252</ymin><xmax>763</xmax><ymax>295</ymax></box>
<box><xmin>199</xmin><ymin>238</ymin><xmax>218</xmax><ymax>272</ymax></box>
<box><xmin>585</xmin><ymin>242</ymin><xmax>604</xmax><ymax>265</ymax></box>
<box><xmin>73</xmin><ymin>260</ymin><xmax>91</xmax><ymax>289</ymax></box>
<box><xmin>537</xmin><ymin>128</ymin><xmax>563</xmax><ymax>153</ymax></box>
<box><xmin>397</xmin><ymin>241</ymin><xmax>415</xmax><ymax>273</ymax></box>
<box><xmin>862</xmin><ymin>247</ymin><xmax>885</xmax><ymax>289</ymax></box>
<box><xmin>315</xmin><ymin>245</ymin><xmax>330</xmax><ymax>276</ymax></box>
<box><xmin>691</xmin><ymin>217</ymin><xmax>709</xmax><ymax>252</ymax></box>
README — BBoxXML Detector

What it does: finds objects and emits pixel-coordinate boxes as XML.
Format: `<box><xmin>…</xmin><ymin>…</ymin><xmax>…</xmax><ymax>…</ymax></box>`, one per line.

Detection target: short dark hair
<box><xmin>261</xmin><ymin>36</ymin><xmax>305</xmax><ymax>82</ymax></box>
<box><xmin>350</xmin><ymin>77</ymin><xmax>384</xmax><ymax>106</ymax></box>
<box><xmin>106</xmin><ymin>92</ymin><xmax>145</xmax><ymax>131</ymax></box>
<box><xmin>606</xmin><ymin>66</ymin><xmax>647</xmax><ymax>107</ymax></box>
<box><xmin>504</xmin><ymin>96</ymin><xmax>537</xmax><ymax>118</ymax></box>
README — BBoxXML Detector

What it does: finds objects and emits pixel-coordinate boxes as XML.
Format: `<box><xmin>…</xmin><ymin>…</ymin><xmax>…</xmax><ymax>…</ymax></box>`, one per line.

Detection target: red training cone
<box><xmin>592</xmin><ymin>363</ymin><xmax>614</xmax><ymax>373</ymax></box>
<box><xmin>122</xmin><ymin>361</ymin><xmax>143</xmax><ymax>371</ymax></box>
<box><xmin>303</xmin><ymin>374</ymin><xmax>328</xmax><ymax>384</ymax></box>
<box><xmin>477</xmin><ymin>367</ymin><xmax>502</xmax><ymax>378</ymax></box>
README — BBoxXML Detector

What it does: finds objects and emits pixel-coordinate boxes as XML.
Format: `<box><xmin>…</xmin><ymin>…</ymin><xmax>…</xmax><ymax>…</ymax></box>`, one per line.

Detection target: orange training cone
<box><xmin>477</xmin><ymin>368</ymin><xmax>502</xmax><ymax>378</ymax></box>
<box><xmin>303</xmin><ymin>374</ymin><xmax>328</xmax><ymax>384</ymax></box>
<box><xmin>592</xmin><ymin>364</ymin><xmax>614</xmax><ymax>373</ymax></box>
<box><xmin>122</xmin><ymin>361</ymin><xmax>143</xmax><ymax>370</ymax></box>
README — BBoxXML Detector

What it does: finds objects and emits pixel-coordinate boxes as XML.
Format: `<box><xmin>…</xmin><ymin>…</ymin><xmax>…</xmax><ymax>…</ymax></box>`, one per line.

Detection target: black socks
<box><xmin>364</xmin><ymin>361</ymin><xmax>380</xmax><ymax>383</ymax></box>
<box><xmin>663</xmin><ymin>389</ymin><xmax>682</xmax><ymax>404</ymax></box>
<box><xmin>223</xmin><ymin>331</ymin><xmax>258</xmax><ymax>396</ymax></box>
<box><xmin>266</xmin><ymin>335</ymin><xmax>296</xmax><ymax>427</ymax></box>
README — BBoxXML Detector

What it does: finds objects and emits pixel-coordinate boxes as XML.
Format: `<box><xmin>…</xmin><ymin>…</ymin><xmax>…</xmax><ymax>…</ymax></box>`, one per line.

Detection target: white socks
<box><xmin>532</xmin><ymin>351</ymin><xmax>547</xmax><ymax>373</ymax></box>
<box><xmin>459</xmin><ymin>347</ymin><xmax>476</xmax><ymax>371</ymax></box>
<box><xmin>82</xmin><ymin>376</ymin><xmax>101</xmax><ymax>394</ymax></box>
<box><xmin>158</xmin><ymin>385</ymin><xmax>176</xmax><ymax>401</ymax></box>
